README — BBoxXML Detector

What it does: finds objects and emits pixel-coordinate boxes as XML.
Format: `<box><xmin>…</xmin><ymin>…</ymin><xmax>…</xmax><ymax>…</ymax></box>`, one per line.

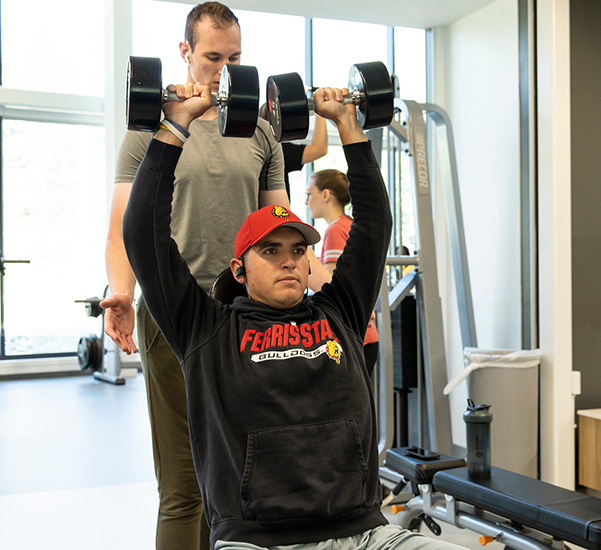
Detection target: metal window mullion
<box><xmin>305</xmin><ymin>17</ymin><xmax>315</xmax><ymax>224</ymax></box>
<box><xmin>425</xmin><ymin>29</ymin><xmax>433</xmax><ymax>104</ymax></box>
<box><xmin>0</xmin><ymin>0</ymin><xmax>3</xmax><ymax>87</ymax></box>
<box><xmin>0</xmin><ymin>88</ymin><xmax>104</xmax><ymax>126</ymax></box>
<box><xmin>518</xmin><ymin>0</ymin><xmax>538</xmax><ymax>350</ymax></box>
<box><xmin>305</xmin><ymin>17</ymin><xmax>313</xmax><ymax>87</ymax></box>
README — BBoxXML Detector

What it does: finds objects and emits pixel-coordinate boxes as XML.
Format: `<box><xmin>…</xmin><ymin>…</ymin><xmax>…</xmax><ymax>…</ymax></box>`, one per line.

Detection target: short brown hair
<box><xmin>310</xmin><ymin>169</ymin><xmax>350</xmax><ymax>206</ymax></box>
<box><xmin>185</xmin><ymin>2</ymin><xmax>240</xmax><ymax>51</ymax></box>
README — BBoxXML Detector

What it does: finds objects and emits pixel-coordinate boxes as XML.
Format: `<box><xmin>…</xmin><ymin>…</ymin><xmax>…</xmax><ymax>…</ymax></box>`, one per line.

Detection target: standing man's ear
<box><xmin>180</xmin><ymin>42</ymin><xmax>192</xmax><ymax>66</ymax></box>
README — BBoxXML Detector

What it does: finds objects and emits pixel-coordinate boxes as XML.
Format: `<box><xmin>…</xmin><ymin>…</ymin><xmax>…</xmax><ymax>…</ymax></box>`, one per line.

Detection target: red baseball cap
<box><xmin>235</xmin><ymin>205</ymin><xmax>320</xmax><ymax>257</ymax></box>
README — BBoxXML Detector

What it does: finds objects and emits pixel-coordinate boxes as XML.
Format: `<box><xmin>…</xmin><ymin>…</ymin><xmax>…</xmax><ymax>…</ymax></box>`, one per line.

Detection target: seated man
<box><xmin>123</xmin><ymin>78</ymin><xmax>466</xmax><ymax>550</ymax></box>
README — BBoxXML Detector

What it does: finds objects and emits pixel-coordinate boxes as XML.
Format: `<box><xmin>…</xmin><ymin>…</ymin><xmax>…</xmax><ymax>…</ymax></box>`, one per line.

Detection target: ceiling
<box><xmin>224</xmin><ymin>0</ymin><xmax>498</xmax><ymax>29</ymax></box>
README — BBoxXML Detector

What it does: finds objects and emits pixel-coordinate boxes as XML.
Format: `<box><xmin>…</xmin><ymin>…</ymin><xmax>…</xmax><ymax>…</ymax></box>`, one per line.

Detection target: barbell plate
<box><xmin>218</xmin><ymin>64</ymin><xmax>259</xmax><ymax>138</ymax></box>
<box><xmin>266</xmin><ymin>72</ymin><xmax>309</xmax><ymax>142</ymax></box>
<box><xmin>77</xmin><ymin>335</ymin><xmax>103</xmax><ymax>371</ymax></box>
<box><xmin>348</xmin><ymin>61</ymin><xmax>394</xmax><ymax>129</ymax></box>
<box><xmin>127</xmin><ymin>56</ymin><xmax>163</xmax><ymax>131</ymax></box>
<box><xmin>77</xmin><ymin>336</ymin><xmax>90</xmax><ymax>369</ymax></box>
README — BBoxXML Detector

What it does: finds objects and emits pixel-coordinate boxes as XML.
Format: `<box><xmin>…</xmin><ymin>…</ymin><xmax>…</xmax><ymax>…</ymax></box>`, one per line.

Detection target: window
<box><xmin>2</xmin><ymin>122</ymin><xmax>106</xmax><ymax>355</ymax></box>
<box><xmin>0</xmin><ymin>1</ymin><xmax>106</xmax><ymax>360</ymax></box>
<box><xmin>132</xmin><ymin>0</ymin><xmax>191</xmax><ymax>85</ymax></box>
<box><xmin>394</xmin><ymin>27</ymin><xmax>427</xmax><ymax>103</ymax></box>
<box><xmin>236</xmin><ymin>10</ymin><xmax>306</xmax><ymax>101</ymax></box>
<box><xmin>390</xmin><ymin>27</ymin><xmax>427</xmax><ymax>256</ymax></box>
<box><xmin>1</xmin><ymin>0</ymin><xmax>105</xmax><ymax>95</ymax></box>
<box><xmin>312</xmin><ymin>19</ymin><xmax>388</xmax><ymax>88</ymax></box>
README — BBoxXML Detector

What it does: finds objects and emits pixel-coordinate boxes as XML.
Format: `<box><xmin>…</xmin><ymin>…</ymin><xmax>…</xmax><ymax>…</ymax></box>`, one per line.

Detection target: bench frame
<box><xmin>383</xmin><ymin>447</ymin><xmax>601</xmax><ymax>550</ymax></box>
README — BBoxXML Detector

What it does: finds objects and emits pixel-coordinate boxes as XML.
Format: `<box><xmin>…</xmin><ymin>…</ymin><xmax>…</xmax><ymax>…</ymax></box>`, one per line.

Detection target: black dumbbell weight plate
<box><xmin>85</xmin><ymin>298</ymin><xmax>103</xmax><ymax>318</ymax></box>
<box><xmin>266</xmin><ymin>73</ymin><xmax>309</xmax><ymax>142</ymax></box>
<box><xmin>127</xmin><ymin>56</ymin><xmax>164</xmax><ymax>131</ymax></box>
<box><xmin>218</xmin><ymin>64</ymin><xmax>259</xmax><ymax>138</ymax></box>
<box><xmin>348</xmin><ymin>61</ymin><xmax>394</xmax><ymax>129</ymax></box>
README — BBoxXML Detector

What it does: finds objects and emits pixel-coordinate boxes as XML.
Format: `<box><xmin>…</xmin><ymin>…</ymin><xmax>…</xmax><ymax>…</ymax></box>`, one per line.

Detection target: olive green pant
<box><xmin>138</xmin><ymin>297</ymin><xmax>210</xmax><ymax>550</ymax></box>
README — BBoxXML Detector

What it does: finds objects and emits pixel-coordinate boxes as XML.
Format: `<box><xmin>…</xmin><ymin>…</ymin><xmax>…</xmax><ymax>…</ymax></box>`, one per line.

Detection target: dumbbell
<box><xmin>74</xmin><ymin>296</ymin><xmax>103</xmax><ymax>318</ymax></box>
<box><xmin>266</xmin><ymin>61</ymin><xmax>394</xmax><ymax>142</ymax></box>
<box><xmin>126</xmin><ymin>56</ymin><xmax>260</xmax><ymax>138</ymax></box>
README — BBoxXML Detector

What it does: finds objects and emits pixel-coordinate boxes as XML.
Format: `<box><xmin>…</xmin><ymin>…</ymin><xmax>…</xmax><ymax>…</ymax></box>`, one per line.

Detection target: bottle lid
<box><xmin>466</xmin><ymin>398</ymin><xmax>491</xmax><ymax>412</ymax></box>
<box><xmin>464</xmin><ymin>398</ymin><xmax>493</xmax><ymax>422</ymax></box>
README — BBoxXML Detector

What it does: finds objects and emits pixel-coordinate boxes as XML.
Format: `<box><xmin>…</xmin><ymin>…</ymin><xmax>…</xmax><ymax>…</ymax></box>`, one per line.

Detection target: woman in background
<box><xmin>306</xmin><ymin>169</ymin><xmax>379</xmax><ymax>375</ymax></box>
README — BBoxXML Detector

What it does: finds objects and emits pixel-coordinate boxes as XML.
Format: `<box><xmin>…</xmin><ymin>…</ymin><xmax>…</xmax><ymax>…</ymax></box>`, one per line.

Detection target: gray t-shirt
<box><xmin>116</xmin><ymin>117</ymin><xmax>285</xmax><ymax>291</ymax></box>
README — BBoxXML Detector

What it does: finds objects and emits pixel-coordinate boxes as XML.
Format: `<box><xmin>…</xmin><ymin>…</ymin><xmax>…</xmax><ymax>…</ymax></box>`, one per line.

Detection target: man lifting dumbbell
<box><xmin>102</xmin><ymin>3</ymin><xmax>329</xmax><ymax>550</ymax></box>
<box><xmin>123</xmin><ymin>77</ymin><xmax>470</xmax><ymax>550</ymax></box>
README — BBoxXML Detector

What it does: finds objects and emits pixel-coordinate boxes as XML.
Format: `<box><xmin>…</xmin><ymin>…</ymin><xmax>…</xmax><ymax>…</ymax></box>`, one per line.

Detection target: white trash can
<box><xmin>444</xmin><ymin>348</ymin><xmax>542</xmax><ymax>478</ymax></box>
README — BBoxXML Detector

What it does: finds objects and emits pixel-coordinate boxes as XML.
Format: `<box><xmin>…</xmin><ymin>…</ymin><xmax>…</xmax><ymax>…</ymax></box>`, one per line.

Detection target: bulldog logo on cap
<box><xmin>272</xmin><ymin>206</ymin><xmax>290</xmax><ymax>219</ymax></box>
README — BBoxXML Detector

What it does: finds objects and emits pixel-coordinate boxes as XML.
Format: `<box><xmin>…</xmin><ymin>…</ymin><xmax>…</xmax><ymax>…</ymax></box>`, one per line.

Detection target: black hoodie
<box><xmin>123</xmin><ymin>138</ymin><xmax>393</xmax><ymax>548</ymax></box>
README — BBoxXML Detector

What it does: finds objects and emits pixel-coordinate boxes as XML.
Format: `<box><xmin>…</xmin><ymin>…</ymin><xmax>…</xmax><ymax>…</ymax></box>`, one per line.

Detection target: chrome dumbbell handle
<box><xmin>162</xmin><ymin>89</ymin><xmax>229</xmax><ymax>107</ymax></box>
<box><xmin>306</xmin><ymin>89</ymin><xmax>365</xmax><ymax>112</ymax></box>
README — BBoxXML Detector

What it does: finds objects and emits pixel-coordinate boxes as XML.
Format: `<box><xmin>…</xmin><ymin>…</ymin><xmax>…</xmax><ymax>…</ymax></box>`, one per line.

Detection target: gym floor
<box><xmin>0</xmin><ymin>374</ymin><xmax>501</xmax><ymax>550</ymax></box>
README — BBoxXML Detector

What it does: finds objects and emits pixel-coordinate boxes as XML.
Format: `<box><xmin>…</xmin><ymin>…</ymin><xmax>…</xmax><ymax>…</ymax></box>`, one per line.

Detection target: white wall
<box><xmin>431</xmin><ymin>0</ymin><xmax>521</xmax><ymax>447</ymax></box>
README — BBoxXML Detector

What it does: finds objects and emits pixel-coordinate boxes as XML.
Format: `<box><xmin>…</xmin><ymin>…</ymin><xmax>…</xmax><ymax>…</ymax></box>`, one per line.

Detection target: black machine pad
<box><xmin>385</xmin><ymin>447</ymin><xmax>466</xmax><ymax>484</ymax></box>
<box><xmin>434</xmin><ymin>466</ymin><xmax>601</xmax><ymax>550</ymax></box>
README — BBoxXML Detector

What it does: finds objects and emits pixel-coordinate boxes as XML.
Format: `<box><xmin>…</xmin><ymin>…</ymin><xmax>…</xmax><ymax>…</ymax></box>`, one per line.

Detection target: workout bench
<box><xmin>384</xmin><ymin>447</ymin><xmax>601</xmax><ymax>550</ymax></box>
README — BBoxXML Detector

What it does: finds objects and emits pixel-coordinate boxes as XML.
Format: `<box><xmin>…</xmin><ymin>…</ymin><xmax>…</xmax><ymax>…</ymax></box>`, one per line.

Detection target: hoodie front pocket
<box><xmin>241</xmin><ymin>419</ymin><xmax>369</xmax><ymax>523</ymax></box>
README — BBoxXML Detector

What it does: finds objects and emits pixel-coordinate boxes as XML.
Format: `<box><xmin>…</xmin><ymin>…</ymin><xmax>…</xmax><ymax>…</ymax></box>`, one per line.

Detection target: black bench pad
<box><xmin>385</xmin><ymin>447</ymin><xmax>466</xmax><ymax>484</ymax></box>
<box><xmin>434</xmin><ymin>466</ymin><xmax>601</xmax><ymax>550</ymax></box>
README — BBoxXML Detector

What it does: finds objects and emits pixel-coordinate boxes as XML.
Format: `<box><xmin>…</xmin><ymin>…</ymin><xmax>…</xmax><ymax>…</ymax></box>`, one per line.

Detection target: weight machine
<box><xmin>373</xmin><ymin>97</ymin><xmax>477</xmax><ymax>462</ymax></box>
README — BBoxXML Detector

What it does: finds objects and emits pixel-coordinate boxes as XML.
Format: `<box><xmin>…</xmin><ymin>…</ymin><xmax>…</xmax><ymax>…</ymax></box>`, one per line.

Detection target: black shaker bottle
<box><xmin>463</xmin><ymin>398</ymin><xmax>492</xmax><ymax>478</ymax></box>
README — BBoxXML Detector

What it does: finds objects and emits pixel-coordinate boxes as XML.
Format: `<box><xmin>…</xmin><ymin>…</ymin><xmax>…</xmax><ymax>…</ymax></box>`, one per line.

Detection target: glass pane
<box><xmin>132</xmin><ymin>0</ymin><xmax>191</xmax><ymax>85</ymax></box>
<box><xmin>288</xmin><ymin>168</ymin><xmax>309</xmax><ymax>220</ymax></box>
<box><xmin>312</xmin><ymin>19</ymin><xmax>388</xmax><ymax>88</ymax></box>
<box><xmin>132</xmin><ymin>1</ymin><xmax>306</xmax><ymax>104</ymax></box>
<box><xmin>236</xmin><ymin>10</ymin><xmax>305</xmax><ymax>103</ymax></box>
<box><xmin>394</xmin><ymin>27</ymin><xmax>427</xmax><ymax>102</ymax></box>
<box><xmin>310</xmin><ymin>145</ymin><xmax>354</xmax><ymax>259</ymax></box>
<box><xmin>2</xmin><ymin>121</ymin><xmax>107</xmax><ymax>356</ymax></box>
<box><xmin>1</xmin><ymin>0</ymin><xmax>104</xmax><ymax>96</ymax></box>
<box><xmin>313</xmin><ymin>144</ymin><xmax>349</xmax><ymax>174</ymax></box>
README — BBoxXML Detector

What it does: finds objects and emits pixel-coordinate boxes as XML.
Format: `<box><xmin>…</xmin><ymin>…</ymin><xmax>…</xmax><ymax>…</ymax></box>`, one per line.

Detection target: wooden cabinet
<box><xmin>578</xmin><ymin>409</ymin><xmax>601</xmax><ymax>491</ymax></box>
